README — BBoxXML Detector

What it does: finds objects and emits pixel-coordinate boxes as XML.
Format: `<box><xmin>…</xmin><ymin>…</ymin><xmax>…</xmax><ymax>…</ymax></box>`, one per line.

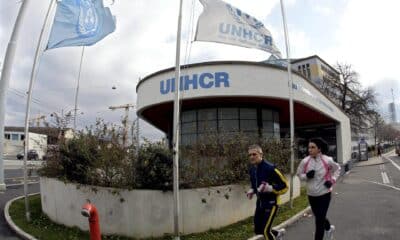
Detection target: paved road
<box><xmin>284</xmin><ymin>155</ymin><xmax>400</xmax><ymax>240</ymax></box>
<box><xmin>2</xmin><ymin>156</ymin><xmax>400</xmax><ymax>239</ymax></box>
<box><xmin>0</xmin><ymin>167</ymin><xmax>40</xmax><ymax>240</ymax></box>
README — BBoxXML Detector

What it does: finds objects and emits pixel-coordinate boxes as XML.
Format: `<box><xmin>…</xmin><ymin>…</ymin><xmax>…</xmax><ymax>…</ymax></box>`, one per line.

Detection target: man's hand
<box><xmin>306</xmin><ymin>170</ymin><xmax>315</xmax><ymax>179</ymax></box>
<box><xmin>257</xmin><ymin>181</ymin><xmax>273</xmax><ymax>193</ymax></box>
<box><xmin>246</xmin><ymin>189</ymin><xmax>255</xmax><ymax>199</ymax></box>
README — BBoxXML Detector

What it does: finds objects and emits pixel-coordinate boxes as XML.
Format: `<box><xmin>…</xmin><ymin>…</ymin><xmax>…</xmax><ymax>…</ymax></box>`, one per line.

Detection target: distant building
<box><xmin>3</xmin><ymin>126</ymin><xmax>74</xmax><ymax>159</ymax></box>
<box><xmin>267</xmin><ymin>55</ymin><xmax>376</xmax><ymax>153</ymax></box>
<box><xmin>291</xmin><ymin>55</ymin><xmax>340</xmax><ymax>88</ymax></box>
<box><xmin>3</xmin><ymin>129</ymin><xmax>47</xmax><ymax>159</ymax></box>
<box><xmin>389</xmin><ymin>102</ymin><xmax>397</xmax><ymax>123</ymax></box>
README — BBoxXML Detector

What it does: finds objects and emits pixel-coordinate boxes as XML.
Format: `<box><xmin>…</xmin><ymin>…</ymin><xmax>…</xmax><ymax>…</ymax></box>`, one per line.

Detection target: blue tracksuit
<box><xmin>249</xmin><ymin>160</ymin><xmax>288</xmax><ymax>239</ymax></box>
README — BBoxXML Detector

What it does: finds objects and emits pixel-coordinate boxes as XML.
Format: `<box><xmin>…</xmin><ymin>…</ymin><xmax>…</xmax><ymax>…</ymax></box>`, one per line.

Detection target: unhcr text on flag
<box><xmin>195</xmin><ymin>0</ymin><xmax>281</xmax><ymax>57</ymax></box>
<box><xmin>47</xmin><ymin>0</ymin><xmax>116</xmax><ymax>50</ymax></box>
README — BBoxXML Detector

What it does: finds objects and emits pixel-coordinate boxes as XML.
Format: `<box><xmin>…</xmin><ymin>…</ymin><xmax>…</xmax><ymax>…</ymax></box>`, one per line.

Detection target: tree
<box><xmin>369</xmin><ymin>111</ymin><xmax>385</xmax><ymax>146</ymax></box>
<box><xmin>49</xmin><ymin>110</ymin><xmax>74</xmax><ymax>142</ymax></box>
<box><xmin>321</xmin><ymin>63</ymin><xmax>377</xmax><ymax>133</ymax></box>
<box><xmin>377</xmin><ymin>123</ymin><xmax>400</xmax><ymax>144</ymax></box>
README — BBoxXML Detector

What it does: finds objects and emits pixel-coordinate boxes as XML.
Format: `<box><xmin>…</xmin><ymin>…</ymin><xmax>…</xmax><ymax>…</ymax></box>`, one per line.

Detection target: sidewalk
<box><xmin>4</xmin><ymin>160</ymin><xmax>44</xmax><ymax>170</ymax></box>
<box><xmin>283</xmin><ymin>151</ymin><xmax>400</xmax><ymax>240</ymax></box>
<box><xmin>354</xmin><ymin>150</ymin><xmax>394</xmax><ymax>167</ymax></box>
<box><xmin>353</xmin><ymin>156</ymin><xmax>384</xmax><ymax>167</ymax></box>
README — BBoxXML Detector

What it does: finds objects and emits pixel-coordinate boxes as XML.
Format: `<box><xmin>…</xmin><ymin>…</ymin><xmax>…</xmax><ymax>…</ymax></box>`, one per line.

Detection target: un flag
<box><xmin>47</xmin><ymin>0</ymin><xmax>116</xmax><ymax>50</ymax></box>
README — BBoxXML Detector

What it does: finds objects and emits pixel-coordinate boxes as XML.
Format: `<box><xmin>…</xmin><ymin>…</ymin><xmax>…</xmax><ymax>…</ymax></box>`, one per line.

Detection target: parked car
<box><xmin>396</xmin><ymin>143</ymin><xmax>400</xmax><ymax>156</ymax></box>
<box><xmin>16</xmin><ymin>149</ymin><xmax>39</xmax><ymax>160</ymax></box>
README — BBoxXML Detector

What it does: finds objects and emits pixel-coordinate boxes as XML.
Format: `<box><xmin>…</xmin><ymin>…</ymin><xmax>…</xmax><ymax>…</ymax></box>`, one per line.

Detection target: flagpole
<box><xmin>279</xmin><ymin>0</ymin><xmax>295</xmax><ymax>208</ymax></box>
<box><xmin>22</xmin><ymin>0</ymin><xmax>56</xmax><ymax>222</ymax></box>
<box><xmin>73</xmin><ymin>47</ymin><xmax>85</xmax><ymax>132</ymax></box>
<box><xmin>173</xmin><ymin>0</ymin><xmax>184</xmax><ymax>239</ymax></box>
<box><xmin>0</xmin><ymin>0</ymin><xmax>30</xmax><ymax>191</ymax></box>
<box><xmin>136</xmin><ymin>117</ymin><xmax>140</xmax><ymax>159</ymax></box>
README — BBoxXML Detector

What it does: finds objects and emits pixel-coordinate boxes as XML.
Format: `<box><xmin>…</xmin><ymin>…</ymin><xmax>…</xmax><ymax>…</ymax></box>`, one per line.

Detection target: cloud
<box><xmin>2</xmin><ymin>0</ymin><xmax>398</xmax><ymax>143</ymax></box>
<box><xmin>326</xmin><ymin>0</ymin><xmax>400</xmax><ymax>87</ymax></box>
<box><xmin>312</xmin><ymin>5</ymin><xmax>333</xmax><ymax>16</ymax></box>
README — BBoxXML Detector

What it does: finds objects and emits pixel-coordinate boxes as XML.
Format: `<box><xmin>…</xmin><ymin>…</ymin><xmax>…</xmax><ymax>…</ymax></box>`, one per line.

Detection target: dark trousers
<box><xmin>308</xmin><ymin>192</ymin><xmax>332</xmax><ymax>240</ymax></box>
<box><xmin>254</xmin><ymin>203</ymin><xmax>279</xmax><ymax>240</ymax></box>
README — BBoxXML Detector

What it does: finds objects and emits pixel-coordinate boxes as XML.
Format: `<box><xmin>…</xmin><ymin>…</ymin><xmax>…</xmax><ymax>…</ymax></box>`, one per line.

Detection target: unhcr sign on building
<box><xmin>136</xmin><ymin>61</ymin><xmax>352</xmax><ymax>165</ymax></box>
<box><xmin>160</xmin><ymin>72</ymin><xmax>230</xmax><ymax>94</ymax></box>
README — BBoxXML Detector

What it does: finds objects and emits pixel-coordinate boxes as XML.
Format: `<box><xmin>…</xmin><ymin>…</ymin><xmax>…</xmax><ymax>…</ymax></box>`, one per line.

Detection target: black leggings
<box><xmin>254</xmin><ymin>204</ymin><xmax>279</xmax><ymax>240</ymax></box>
<box><xmin>308</xmin><ymin>192</ymin><xmax>332</xmax><ymax>240</ymax></box>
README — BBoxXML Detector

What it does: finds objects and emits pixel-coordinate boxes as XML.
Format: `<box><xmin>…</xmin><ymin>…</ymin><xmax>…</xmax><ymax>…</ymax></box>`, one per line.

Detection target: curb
<box><xmin>353</xmin><ymin>162</ymin><xmax>385</xmax><ymax>168</ymax></box>
<box><xmin>6</xmin><ymin>181</ymin><xmax>40</xmax><ymax>188</ymax></box>
<box><xmin>273</xmin><ymin>206</ymin><xmax>311</xmax><ymax>230</ymax></box>
<box><xmin>4</xmin><ymin>193</ymin><xmax>40</xmax><ymax>240</ymax></box>
<box><xmin>353</xmin><ymin>151</ymin><xmax>394</xmax><ymax>168</ymax></box>
<box><xmin>247</xmin><ymin>206</ymin><xmax>312</xmax><ymax>240</ymax></box>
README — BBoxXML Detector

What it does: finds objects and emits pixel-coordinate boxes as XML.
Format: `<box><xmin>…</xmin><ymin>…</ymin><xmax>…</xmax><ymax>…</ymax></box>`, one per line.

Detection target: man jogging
<box><xmin>247</xmin><ymin>144</ymin><xmax>288</xmax><ymax>240</ymax></box>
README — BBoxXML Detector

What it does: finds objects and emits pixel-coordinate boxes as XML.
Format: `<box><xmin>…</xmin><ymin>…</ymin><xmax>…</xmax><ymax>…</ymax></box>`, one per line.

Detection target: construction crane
<box><xmin>109</xmin><ymin>104</ymin><xmax>135</xmax><ymax>147</ymax></box>
<box><xmin>29</xmin><ymin>114</ymin><xmax>46</xmax><ymax>127</ymax></box>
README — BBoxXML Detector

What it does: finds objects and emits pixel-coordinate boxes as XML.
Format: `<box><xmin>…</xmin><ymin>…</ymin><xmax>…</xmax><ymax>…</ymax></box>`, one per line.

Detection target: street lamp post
<box><xmin>0</xmin><ymin>0</ymin><xmax>30</xmax><ymax>192</ymax></box>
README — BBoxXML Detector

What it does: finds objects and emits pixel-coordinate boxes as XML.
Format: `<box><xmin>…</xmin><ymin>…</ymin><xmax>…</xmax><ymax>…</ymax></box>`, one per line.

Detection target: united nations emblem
<box><xmin>77</xmin><ymin>0</ymin><xmax>99</xmax><ymax>37</ymax></box>
<box><xmin>225</xmin><ymin>3</ymin><xmax>264</xmax><ymax>30</ymax></box>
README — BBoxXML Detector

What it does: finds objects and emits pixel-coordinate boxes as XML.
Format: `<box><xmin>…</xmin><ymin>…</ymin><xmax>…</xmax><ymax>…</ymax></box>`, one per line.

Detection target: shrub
<box><xmin>39</xmin><ymin>119</ymin><xmax>134</xmax><ymax>188</ymax></box>
<box><xmin>39</xmin><ymin>120</ymin><xmax>295</xmax><ymax>190</ymax></box>
<box><xmin>134</xmin><ymin>140</ymin><xmax>173</xmax><ymax>190</ymax></box>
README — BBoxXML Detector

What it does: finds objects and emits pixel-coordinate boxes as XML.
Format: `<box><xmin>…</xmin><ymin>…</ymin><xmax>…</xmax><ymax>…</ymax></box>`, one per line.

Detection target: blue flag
<box><xmin>46</xmin><ymin>0</ymin><xmax>116</xmax><ymax>50</ymax></box>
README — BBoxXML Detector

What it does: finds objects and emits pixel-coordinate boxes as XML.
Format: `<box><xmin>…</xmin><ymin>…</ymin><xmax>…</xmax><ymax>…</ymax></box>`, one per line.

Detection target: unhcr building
<box><xmin>136</xmin><ymin>60</ymin><xmax>351</xmax><ymax>164</ymax></box>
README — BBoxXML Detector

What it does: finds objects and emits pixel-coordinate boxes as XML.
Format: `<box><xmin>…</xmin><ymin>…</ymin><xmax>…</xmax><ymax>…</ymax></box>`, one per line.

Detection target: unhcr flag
<box><xmin>47</xmin><ymin>0</ymin><xmax>116</xmax><ymax>50</ymax></box>
<box><xmin>195</xmin><ymin>0</ymin><xmax>281</xmax><ymax>57</ymax></box>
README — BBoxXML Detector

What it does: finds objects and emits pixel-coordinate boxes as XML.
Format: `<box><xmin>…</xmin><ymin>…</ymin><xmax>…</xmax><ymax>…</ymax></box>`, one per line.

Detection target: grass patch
<box><xmin>9</xmin><ymin>189</ymin><xmax>308</xmax><ymax>240</ymax></box>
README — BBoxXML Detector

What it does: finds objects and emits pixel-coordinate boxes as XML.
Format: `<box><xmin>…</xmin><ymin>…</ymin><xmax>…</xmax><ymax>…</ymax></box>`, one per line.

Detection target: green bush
<box><xmin>179</xmin><ymin>132</ymin><xmax>292</xmax><ymax>188</ymax></box>
<box><xmin>135</xmin><ymin>141</ymin><xmax>173</xmax><ymax>190</ymax></box>
<box><xmin>39</xmin><ymin>121</ymin><xmax>294</xmax><ymax>190</ymax></box>
<box><xmin>39</xmin><ymin>119</ymin><xmax>134</xmax><ymax>188</ymax></box>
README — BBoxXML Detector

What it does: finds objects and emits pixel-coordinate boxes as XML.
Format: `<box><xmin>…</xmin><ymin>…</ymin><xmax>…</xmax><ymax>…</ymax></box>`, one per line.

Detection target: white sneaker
<box><xmin>276</xmin><ymin>228</ymin><xmax>286</xmax><ymax>240</ymax></box>
<box><xmin>325</xmin><ymin>225</ymin><xmax>335</xmax><ymax>240</ymax></box>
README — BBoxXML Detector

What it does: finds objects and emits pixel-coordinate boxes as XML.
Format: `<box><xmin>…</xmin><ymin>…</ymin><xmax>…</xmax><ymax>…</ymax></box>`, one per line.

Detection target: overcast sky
<box><xmin>1</xmin><ymin>0</ymin><xmax>399</xmax><ymax>141</ymax></box>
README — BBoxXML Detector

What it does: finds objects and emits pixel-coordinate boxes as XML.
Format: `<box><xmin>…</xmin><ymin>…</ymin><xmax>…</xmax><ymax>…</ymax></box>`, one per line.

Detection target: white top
<box><xmin>296</xmin><ymin>154</ymin><xmax>341</xmax><ymax>196</ymax></box>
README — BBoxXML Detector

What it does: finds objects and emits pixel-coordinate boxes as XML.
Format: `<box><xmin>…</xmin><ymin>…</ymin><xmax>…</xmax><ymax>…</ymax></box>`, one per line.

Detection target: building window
<box><xmin>262</xmin><ymin>109</ymin><xmax>280</xmax><ymax>140</ymax></box>
<box><xmin>5</xmin><ymin>133</ymin><xmax>10</xmax><ymax>140</ymax></box>
<box><xmin>180</xmin><ymin>107</ymin><xmax>280</xmax><ymax>145</ymax></box>
<box><xmin>11</xmin><ymin>134</ymin><xmax>19</xmax><ymax>141</ymax></box>
<box><xmin>239</xmin><ymin>108</ymin><xmax>258</xmax><ymax>134</ymax></box>
<box><xmin>306</xmin><ymin>64</ymin><xmax>311</xmax><ymax>78</ymax></box>
<box><xmin>181</xmin><ymin>110</ymin><xmax>198</xmax><ymax>145</ymax></box>
<box><xmin>20</xmin><ymin>134</ymin><xmax>25</xmax><ymax>141</ymax></box>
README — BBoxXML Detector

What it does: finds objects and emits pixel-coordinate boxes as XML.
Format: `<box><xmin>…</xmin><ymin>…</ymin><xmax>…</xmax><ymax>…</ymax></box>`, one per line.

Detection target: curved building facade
<box><xmin>136</xmin><ymin>61</ymin><xmax>351</xmax><ymax>164</ymax></box>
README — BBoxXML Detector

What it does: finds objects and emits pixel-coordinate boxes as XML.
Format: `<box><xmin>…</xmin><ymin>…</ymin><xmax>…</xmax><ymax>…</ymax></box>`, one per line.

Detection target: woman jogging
<box><xmin>296</xmin><ymin>138</ymin><xmax>340</xmax><ymax>240</ymax></box>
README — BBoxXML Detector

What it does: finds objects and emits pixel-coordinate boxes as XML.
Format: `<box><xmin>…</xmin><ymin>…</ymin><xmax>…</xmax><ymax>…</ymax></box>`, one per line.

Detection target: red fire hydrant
<box><xmin>81</xmin><ymin>200</ymin><xmax>101</xmax><ymax>240</ymax></box>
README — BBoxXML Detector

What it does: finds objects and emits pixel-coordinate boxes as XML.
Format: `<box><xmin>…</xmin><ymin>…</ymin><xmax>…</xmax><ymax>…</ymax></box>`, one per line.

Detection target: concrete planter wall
<box><xmin>40</xmin><ymin>176</ymin><xmax>300</xmax><ymax>238</ymax></box>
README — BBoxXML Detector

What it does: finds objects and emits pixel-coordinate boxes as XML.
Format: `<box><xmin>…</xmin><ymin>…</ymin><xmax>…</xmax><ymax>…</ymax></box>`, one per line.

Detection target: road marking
<box><xmin>381</xmin><ymin>172</ymin><xmax>390</xmax><ymax>184</ymax></box>
<box><xmin>5</xmin><ymin>176</ymin><xmax>39</xmax><ymax>181</ymax></box>
<box><xmin>6</xmin><ymin>181</ymin><xmax>39</xmax><ymax>188</ymax></box>
<box><xmin>379</xmin><ymin>163</ymin><xmax>390</xmax><ymax>184</ymax></box>
<box><xmin>367</xmin><ymin>180</ymin><xmax>400</xmax><ymax>191</ymax></box>
<box><xmin>385</xmin><ymin>157</ymin><xmax>400</xmax><ymax>172</ymax></box>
